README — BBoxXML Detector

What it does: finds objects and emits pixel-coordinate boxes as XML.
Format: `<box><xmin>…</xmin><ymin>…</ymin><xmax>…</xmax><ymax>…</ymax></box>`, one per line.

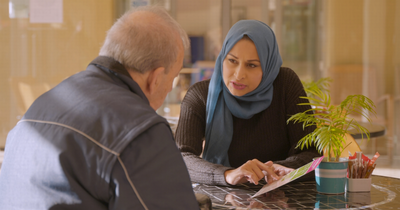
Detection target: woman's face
<box><xmin>222</xmin><ymin>38</ymin><xmax>263</xmax><ymax>96</ymax></box>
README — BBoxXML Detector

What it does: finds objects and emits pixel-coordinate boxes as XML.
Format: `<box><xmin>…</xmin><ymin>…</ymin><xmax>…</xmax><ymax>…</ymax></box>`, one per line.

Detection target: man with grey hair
<box><xmin>0</xmin><ymin>6</ymin><xmax>199</xmax><ymax>209</ymax></box>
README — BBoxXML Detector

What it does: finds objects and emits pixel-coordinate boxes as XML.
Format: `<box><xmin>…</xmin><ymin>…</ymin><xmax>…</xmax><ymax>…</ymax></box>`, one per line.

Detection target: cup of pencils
<box><xmin>346</xmin><ymin>152</ymin><xmax>380</xmax><ymax>192</ymax></box>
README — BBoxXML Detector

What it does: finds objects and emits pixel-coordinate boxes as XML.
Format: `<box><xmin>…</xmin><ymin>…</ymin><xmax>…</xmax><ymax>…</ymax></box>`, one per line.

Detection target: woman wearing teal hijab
<box><xmin>175</xmin><ymin>20</ymin><xmax>320</xmax><ymax>186</ymax></box>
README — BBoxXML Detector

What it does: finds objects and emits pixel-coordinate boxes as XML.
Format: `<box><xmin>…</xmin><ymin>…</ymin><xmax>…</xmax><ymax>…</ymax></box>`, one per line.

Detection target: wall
<box><xmin>324</xmin><ymin>0</ymin><xmax>364</xmax><ymax>67</ymax></box>
<box><xmin>0</xmin><ymin>0</ymin><xmax>114</xmax><ymax>148</ymax></box>
<box><xmin>324</xmin><ymin>0</ymin><xmax>399</xmax><ymax>102</ymax></box>
<box><xmin>323</xmin><ymin>0</ymin><xmax>400</xmax><ymax>157</ymax></box>
<box><xmin>176</xmin><ymin>0</ymin><xmax>211</xmax><ymax>36</ymax></box>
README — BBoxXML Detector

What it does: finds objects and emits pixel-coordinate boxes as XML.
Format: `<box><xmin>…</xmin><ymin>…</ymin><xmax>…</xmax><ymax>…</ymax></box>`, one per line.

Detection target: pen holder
<box><xmin>346</xmin><ymin>177</ymin><xmax>371</xmax><ymax>192</ymax></box>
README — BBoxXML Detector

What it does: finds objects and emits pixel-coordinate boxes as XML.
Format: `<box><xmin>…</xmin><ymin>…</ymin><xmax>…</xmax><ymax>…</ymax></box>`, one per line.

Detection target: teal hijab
<box><xmin>203</xmin><ymin>20</ymin><xmax>282</xmax><ymax>167</ymax></box>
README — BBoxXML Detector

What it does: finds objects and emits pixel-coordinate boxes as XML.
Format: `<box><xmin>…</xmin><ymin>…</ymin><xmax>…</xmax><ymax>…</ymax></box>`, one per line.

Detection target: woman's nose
<box><xmin>234</xmin><ymin>65</ymin><xmax>245</xmax><ymax>80</ymax></box>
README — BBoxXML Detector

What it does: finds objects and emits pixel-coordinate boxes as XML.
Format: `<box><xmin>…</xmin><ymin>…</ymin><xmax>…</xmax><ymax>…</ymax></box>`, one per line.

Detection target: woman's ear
<box><xmin>147</xmin><ymin>67</ymin><xmax>165</xmax><ymax>95</ymax></box>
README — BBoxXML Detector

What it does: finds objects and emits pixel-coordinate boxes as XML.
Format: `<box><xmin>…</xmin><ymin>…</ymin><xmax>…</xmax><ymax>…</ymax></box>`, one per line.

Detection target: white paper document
<box><xmin>252</xmin><ymin>156</ymin><xmax>324</xmax><ymax>197</ymax></box>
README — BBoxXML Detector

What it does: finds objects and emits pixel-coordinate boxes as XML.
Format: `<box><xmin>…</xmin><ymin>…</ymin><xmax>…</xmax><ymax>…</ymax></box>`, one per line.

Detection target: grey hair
<box><xmin>99</xmin><ymin>6</ymin><xmax>190</xmax><ymax>73</ymax></box>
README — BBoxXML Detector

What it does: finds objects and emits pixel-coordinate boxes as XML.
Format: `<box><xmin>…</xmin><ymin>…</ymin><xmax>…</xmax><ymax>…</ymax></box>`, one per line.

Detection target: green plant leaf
<box><xmin>289</xmin><ymin>77</ymin><xmax>377</xmax><ymax>161</ymax></box>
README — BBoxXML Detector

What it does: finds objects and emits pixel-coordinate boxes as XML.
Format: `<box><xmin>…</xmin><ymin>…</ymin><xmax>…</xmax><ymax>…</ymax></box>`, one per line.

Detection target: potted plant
<box><xmin>288</xmin><ymin>78</ymin><xmax>376</xmax><ymax>194</ymax></box>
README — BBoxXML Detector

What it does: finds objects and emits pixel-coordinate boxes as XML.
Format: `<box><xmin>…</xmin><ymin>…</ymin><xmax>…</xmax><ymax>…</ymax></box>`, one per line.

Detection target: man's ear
<box><xmin>147</xmin><ymin>67</ymin><xmax>165</xmax><ymax>95</ymax></box>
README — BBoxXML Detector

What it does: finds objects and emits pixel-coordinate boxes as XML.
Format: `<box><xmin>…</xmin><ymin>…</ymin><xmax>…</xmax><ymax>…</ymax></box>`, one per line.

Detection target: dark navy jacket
<box><xmin>0</xmin><ymin>56</ymin><xmax>198</xmax><ymax>209</ymax></box>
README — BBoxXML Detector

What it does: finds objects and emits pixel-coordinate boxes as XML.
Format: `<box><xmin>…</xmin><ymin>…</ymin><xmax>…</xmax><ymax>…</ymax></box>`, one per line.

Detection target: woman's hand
<box><xmin>264</xmin><ymin>164</ymin><xmax>294</xmax><ymax>184</ymax></box>
<box><xmin>224</xmin><ymin>159</ymin><xmax>279</xmax><ymax>185</ymax></box>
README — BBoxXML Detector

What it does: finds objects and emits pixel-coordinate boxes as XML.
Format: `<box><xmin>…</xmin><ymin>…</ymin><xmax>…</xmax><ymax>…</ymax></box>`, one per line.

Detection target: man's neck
<box><xmin>127</xmin><ymin>68</ymin><xmax>154</xmax><ymax>109</ymax></box>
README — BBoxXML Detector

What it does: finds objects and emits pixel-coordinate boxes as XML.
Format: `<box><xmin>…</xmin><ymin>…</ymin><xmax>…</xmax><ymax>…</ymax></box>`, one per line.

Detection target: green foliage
<box><xmin>288</xmin><ymin>78</ymin><xmax>376</xmax><ymax>162</ymax></box>
<box><xmin>301</xmin><ymin>77</ymin><xmax>332</xmax><ymax>98</ymax></box>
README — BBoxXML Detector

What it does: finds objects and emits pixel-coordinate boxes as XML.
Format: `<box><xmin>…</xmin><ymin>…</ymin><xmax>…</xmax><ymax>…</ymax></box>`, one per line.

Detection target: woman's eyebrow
<box><xmin>227</xmin><ymin>53</ymin><xmax>238</xmax><ymax>59</ymax></box>
<box><xmin>227</xmin><ymin>53</ymin><xmax>260</xmax><ymax>63</ymax></box>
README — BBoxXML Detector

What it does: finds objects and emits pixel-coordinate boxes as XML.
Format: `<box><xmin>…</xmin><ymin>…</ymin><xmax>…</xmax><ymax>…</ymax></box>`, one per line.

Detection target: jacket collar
<box><xmin>88</xmin><ymin>56</ymin><xmax>150</xmax><ymax>105</ymax></box>
<box><xmin>89</xmin><ymin>56</ymin><xmax>132</xmax><ymax>79</ymax></box>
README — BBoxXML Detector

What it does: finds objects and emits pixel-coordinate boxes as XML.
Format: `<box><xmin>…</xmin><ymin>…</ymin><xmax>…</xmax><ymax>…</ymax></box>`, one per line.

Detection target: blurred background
<box><xmin>0</xmin><ymin>0</ymin><xmax>399</xmax><ymax>172</ymax></box>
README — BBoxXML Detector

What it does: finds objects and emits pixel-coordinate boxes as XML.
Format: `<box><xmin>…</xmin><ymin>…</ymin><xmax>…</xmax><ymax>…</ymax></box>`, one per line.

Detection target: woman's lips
<box><xmin>231</xmin><ymin>81</ymin><xmax>246</xmax><ymax>90</ymax></box>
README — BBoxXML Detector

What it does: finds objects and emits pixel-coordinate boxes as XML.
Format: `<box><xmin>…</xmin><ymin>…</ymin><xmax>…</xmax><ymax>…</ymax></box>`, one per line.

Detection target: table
<box><xmin>347</xmin><ymin>122</ymin><xmax>386</xmax><ymax>139</ymax></box>
<box><xmin>193</xmin><ymin>175</ymin><xmax>400</xmax><ymax>209</ymax></box>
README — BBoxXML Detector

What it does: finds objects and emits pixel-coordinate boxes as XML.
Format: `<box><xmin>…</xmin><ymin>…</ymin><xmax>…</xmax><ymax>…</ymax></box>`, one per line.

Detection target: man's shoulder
<box><xmin>24</xmin><ymin>65</ymin><xmax>166</xmax><ymax>152</ymax></box>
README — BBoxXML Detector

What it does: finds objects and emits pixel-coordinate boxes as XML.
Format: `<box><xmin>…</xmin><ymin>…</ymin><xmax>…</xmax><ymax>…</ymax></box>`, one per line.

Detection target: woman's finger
<box><xmin>248</xmin><ymin>160</ymin><xmax>267</xmax><ymax>182</ymax></box>
<box><xmin>273</xmin><ymin>164</ymin><xmax>294</xmax><ymax>176</ymax></box>
<box><xmin>265</xmin><ymin>173</ymin><xmax>278</xmax><ymax>183</ymax></box>
<box><xmin>257</xmin><ymin>161</ymin><xmax>279</xmax><ymax>180</ymax></box>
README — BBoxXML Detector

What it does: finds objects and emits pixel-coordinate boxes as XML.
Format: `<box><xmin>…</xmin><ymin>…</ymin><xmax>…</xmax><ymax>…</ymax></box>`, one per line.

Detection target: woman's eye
<box><xmin>248</xmin><ymin>63</ymin><xmax>257</xmax><ymax>68</ymax></box>
<box><xmin>228</xmin><ymin>59</ymin><xmax>237</xmax><ymax>64</ymax></box>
